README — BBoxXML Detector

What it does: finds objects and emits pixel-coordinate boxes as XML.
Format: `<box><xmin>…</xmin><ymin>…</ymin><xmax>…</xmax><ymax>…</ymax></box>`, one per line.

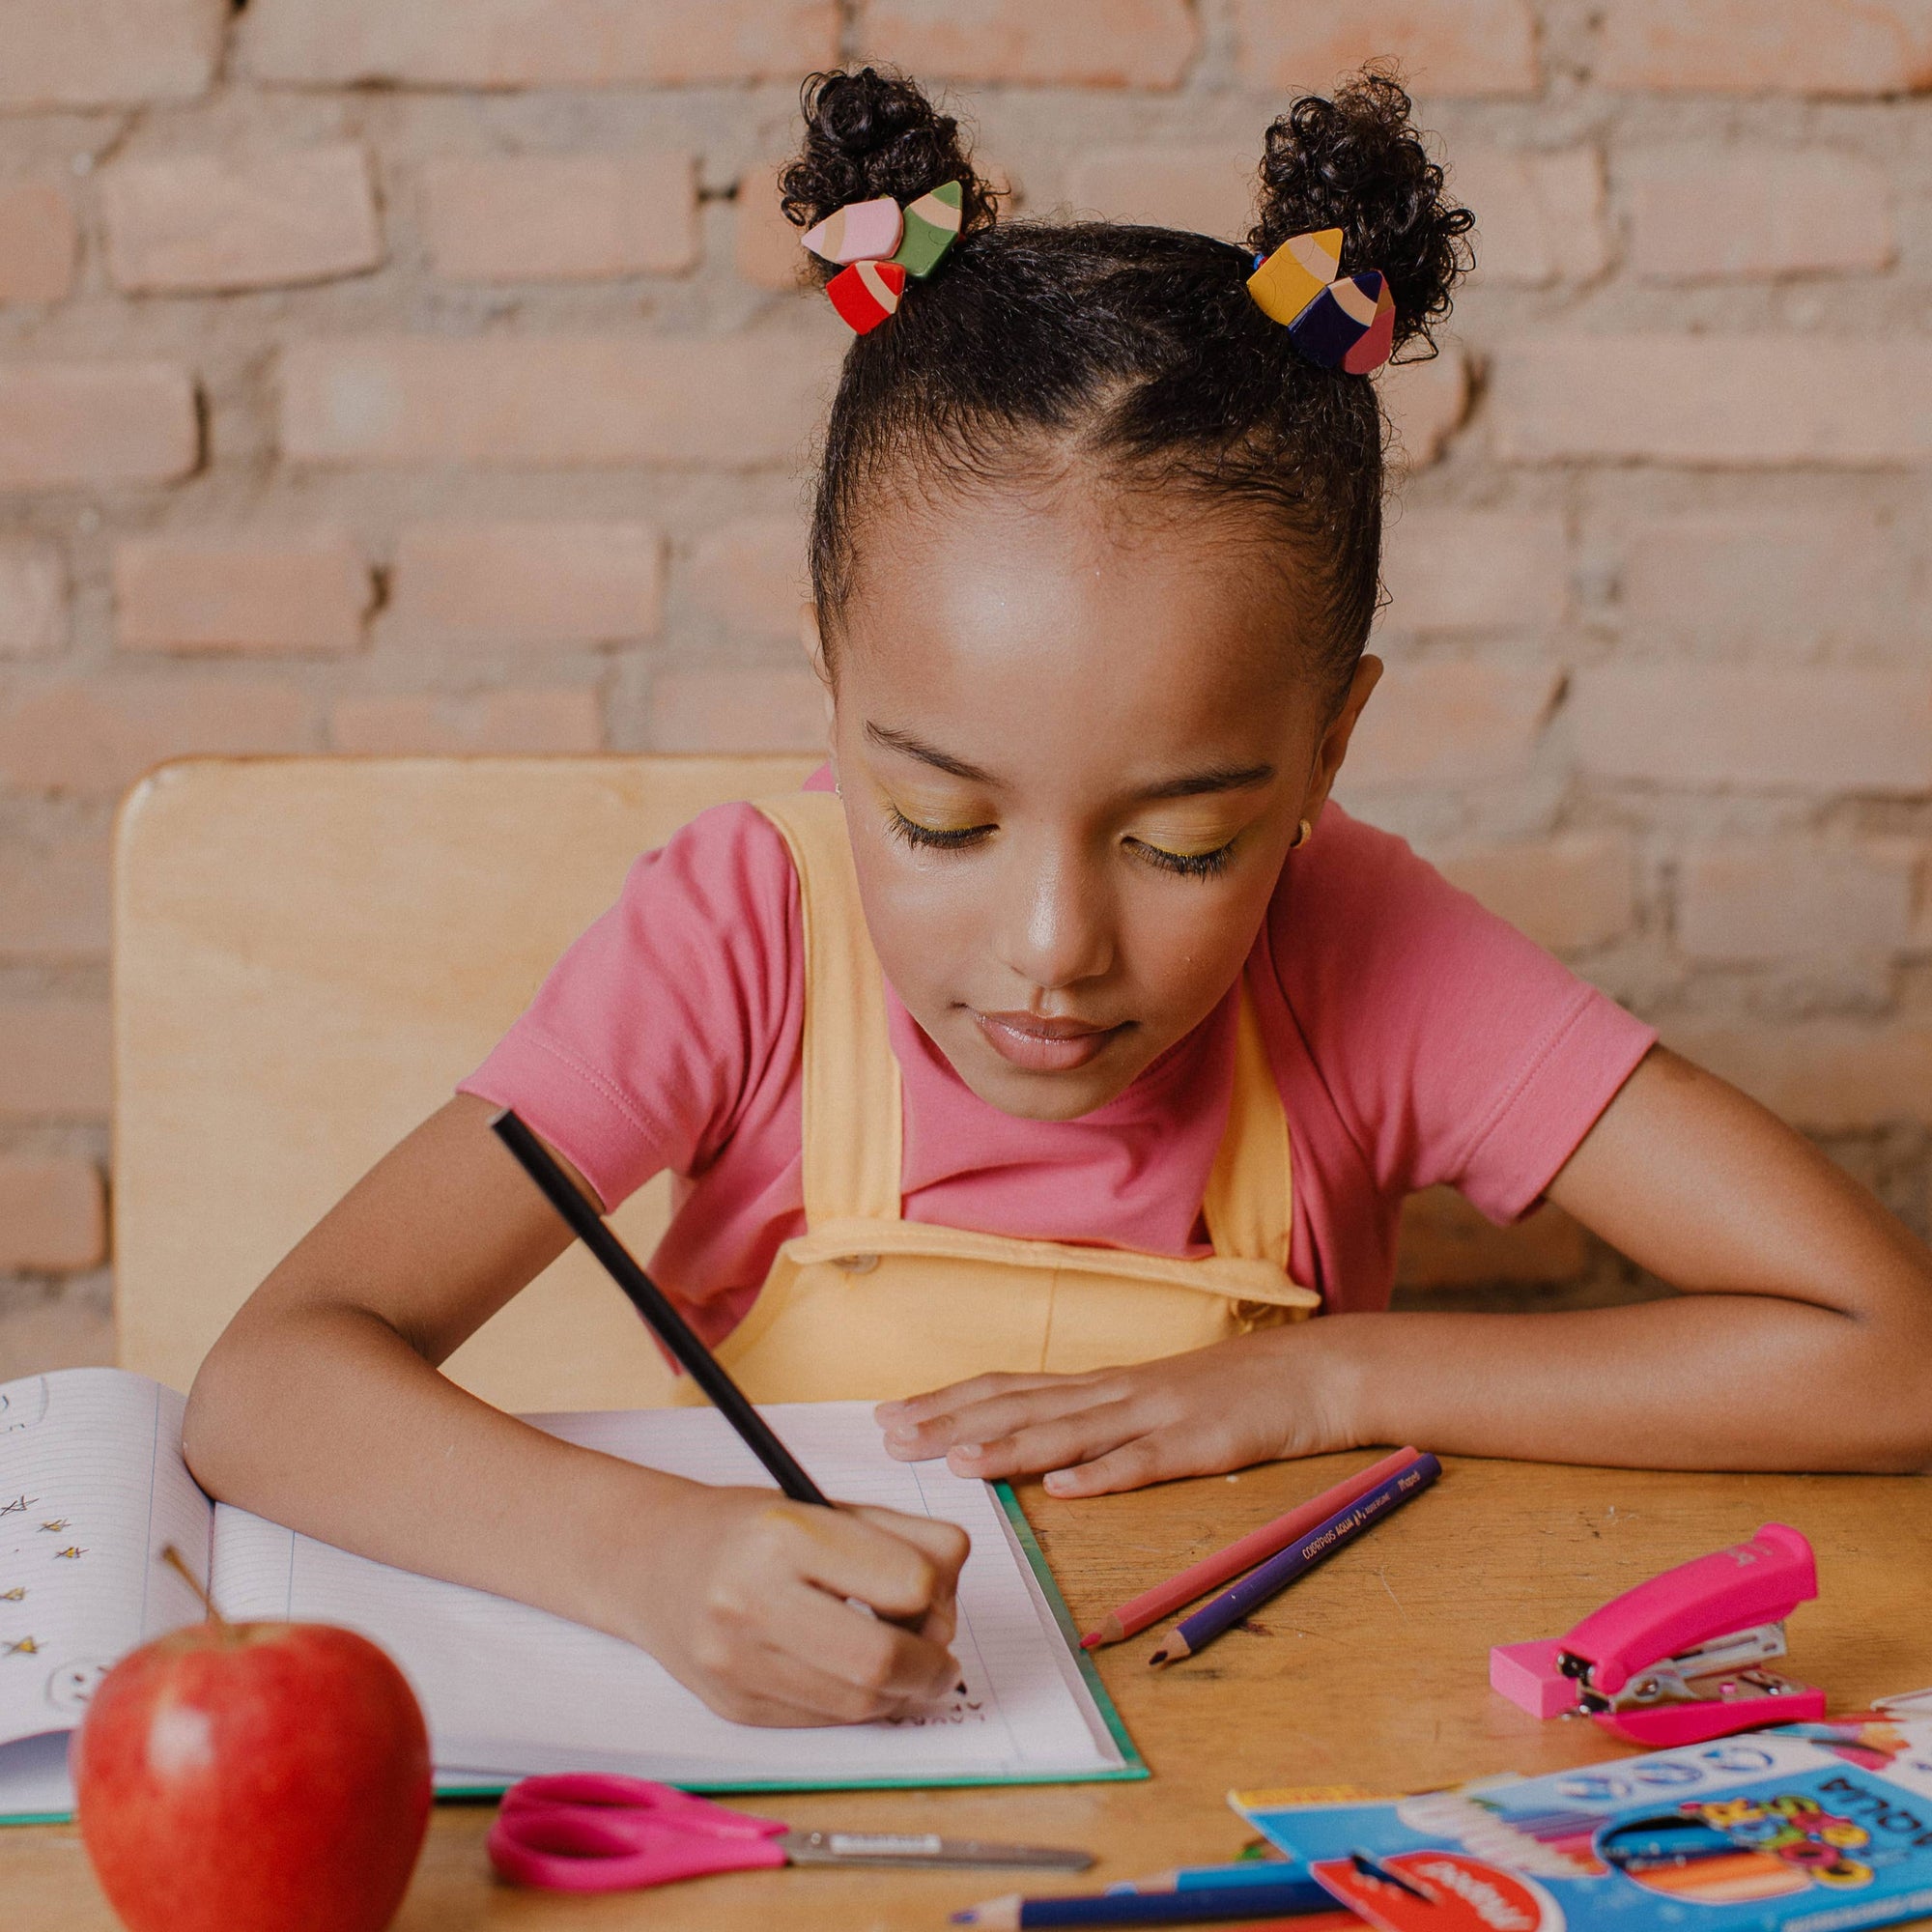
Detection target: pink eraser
<box><xmin>1491</xmin><ymin>1639</ymin><xmax>1580</xmax><ymax>1719</ymax></box>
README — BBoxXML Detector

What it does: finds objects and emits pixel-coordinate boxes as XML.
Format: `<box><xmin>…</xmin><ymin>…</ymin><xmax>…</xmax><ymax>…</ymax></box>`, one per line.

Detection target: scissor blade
<box><xmin>780</xmin><ymin>1830</ymin><xmax>1093</xmax><ymax>1870</ymax></box>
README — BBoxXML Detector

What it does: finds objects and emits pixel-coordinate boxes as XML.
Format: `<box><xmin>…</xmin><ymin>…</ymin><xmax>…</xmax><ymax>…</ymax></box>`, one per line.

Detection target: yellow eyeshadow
<box><xmin>882</xmin><ymin>789</ymin><xmax>992</xmax><ymax>836</ymax></box>
<box><xmin>1128</xmin><ymin>815</ymin><xmax>1247</xmax><ymax>859</ymax></box>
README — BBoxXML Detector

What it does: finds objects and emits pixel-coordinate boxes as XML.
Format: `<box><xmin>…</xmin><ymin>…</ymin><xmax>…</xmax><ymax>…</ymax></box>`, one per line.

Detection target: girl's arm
<box><xmin>185</xmin><ymin>1094</ymin><xmax>966</xmax><ymax>1725</ymax></box>
<box><xmin>879</xmin><ymin>1048</ymin><xmax>1932</xmax><ymax>1485</ymax></box>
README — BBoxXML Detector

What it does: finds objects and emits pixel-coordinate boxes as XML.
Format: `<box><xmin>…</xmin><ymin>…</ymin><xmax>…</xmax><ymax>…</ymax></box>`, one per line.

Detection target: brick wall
<box><xmin>4</xmin><ymin>0</ymin><xmax>1931</xmax><ymax>1373</ymax></box>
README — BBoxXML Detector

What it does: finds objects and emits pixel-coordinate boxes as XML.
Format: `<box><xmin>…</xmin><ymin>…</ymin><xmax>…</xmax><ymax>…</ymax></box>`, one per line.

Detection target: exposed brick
<box><xmin>1454</xmin><ymin>148</ymin><xmax>1606</xmax><ymax>286</ymax></box>
<box><xmin>1343</xmin><ymin>663</ymin><xmax>1561</xmax><ymax>789</ymax></box>
<box><xmin>1677</xmin><ymin>839</ymin><xmax>1916</xmax><ymax>961</ymax></box>
<box><xmin>1570</xmin><ymin>668</ymin><xmax>1932</xmax><ymax>793</ymax></box>
<box><xmin>857</xmin><ymin>0</ymin><xmax>1197</xmax><ymax>87</ymax></box>
<box><xmin>686</xmin><ymin>517</ymin><xmax>809</xmax><ymax>640</ymax></box>
<box><xmin>279</xmin><ymin>334</ymin><xmax>837</xmax><ymax>469</ymax></box>
<box><xmin>1379</xmin><ymin>510</ymin><xmax>1567</xmax><ymax>634</ymax></box>
<box><xmin>1664</xmin><ymin>1022</ymin><xmax>1932</xmax><ymax>1131</ymax></box>
<box><xmin>1435</xmin><ymin>834</ymin><xmax>1637</xmax><ymax>952</ymax></box>
<box><xmin>0</xmin><ymin>998</ymin><xmax>110</xmax><ymax>1119</ymax></box>
<box><xmin>1596</xmin><ymin>1</ymin><xmax>1932</xmax><ymax>97</ymax></box>
<box><xmin>0</xmin><ymin>829</ymin><xmax>110</xmax><ymax>959</ymax></box>
<box><xmin>0</xmin><ymin>363</ymin><xmax>198</xmax><ymax>491</ymax></box>
<box><xmin>1491</xmin><ymin>337</ymin><xmax>1932</xmax><ymax>466</ymax></box>
<box><xmin>330</xmin><ymin>689</ymin><xmax>603</xmax><ymax>753</ymax></box>
<box><xmin>102</xmin><ymin>144</ymin><xmax>381</xmax><ymax>296</ymax></box>
<box><xmin>1236</xmin><ymin>0</ymin><xmax>1539</xmax><ymax>97</ymax></box>
<box><xmin>736</xmin><ymin>162</ymin><xmax>805</xmax><ymax>293</ymax></box>
<box><xmin>649</xmin><ymin>665</ymin><xmax>827</xmax><ymax>753</ymax></box>
<box><xmin>114</xmin><ymin>533</ymin><xmax>372</xmax><ymax>654</ymax></box>
<box><xmin>0</xmin><ymin>1158</ymin><xmax>104</xmax><ymax>1271</ymax></box>
<box><xmin>1381</xmin><ymin>348</ymin><xmax>1469</xmax><ymax>469</ymax></box>
<box><xmin>0</xmin><ymin>179</ymin><xmax>76</xmax><ymax>304</ymax></box>
<box><xmin>1617</xmin><ymin>511</ymin><xmax>1905</xmax><ymax>643</ymax></box>
<box><xmin>0</xmin><ymin>678</ymin><xmax>309</xmax><ymax>797</ymax></box>
<box><xmin>424</xmin><ymin>153</ymin><xmax>697</xmax><ymax>285</ymax></box>
<box><xmin>0</xmin><ymin>537</ymin><xmax>66</xmax><ymax>657</ymax></box>
<box><xmin>1065</xmin><ymin>146</ymin><xmax>1254</xmax><ymax>238</ymax></box>
<box><xmin>0</xmin><ymin>0</ymin><xmax>227</xmax><ymax>108</ymax></box>
<box><xmin>1396</xmin><ymin>1187</ymin><xmax>1587</xmax><ymax>1290</ymax></box>
<box><xmin>1627</xmin><ymin>149</ymin><xmax>1893</xmax><ymax>281</ymax></box>
<box><xmin>389</xmin><ymin>522</ymin><xmax>662</xmax><ymax>644</ymax></box>
<box><xmin>242</xmin><ymin>0</ymin><xmax>838</xmax><ymax>87</ymax></box>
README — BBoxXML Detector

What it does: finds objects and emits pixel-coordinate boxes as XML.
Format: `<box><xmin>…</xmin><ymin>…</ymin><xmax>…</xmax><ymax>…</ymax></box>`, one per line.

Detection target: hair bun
<box><xmin>780</xmin><ymin>68</ymin><xmax>1000</xmax><ymax>284</ymax></box>
<box><xmin>1249</xmin><ymin>70</ymin><xmax>1473</xmax><ymax>359</ymax></box>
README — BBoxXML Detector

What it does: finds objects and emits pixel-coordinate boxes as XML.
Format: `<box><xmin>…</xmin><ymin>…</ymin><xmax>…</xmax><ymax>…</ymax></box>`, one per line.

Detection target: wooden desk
<box><xmin>7</xmin><ymin>1457</ymin><xmax>1928</xmax><ymax>1930</ymax></box>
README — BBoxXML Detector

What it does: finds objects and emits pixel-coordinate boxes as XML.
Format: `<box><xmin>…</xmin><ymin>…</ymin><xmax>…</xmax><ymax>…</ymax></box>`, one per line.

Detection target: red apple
<box><xmin>72</xmin><ymin>1615</ymin><xmax>432</xmax><ymax>1932</ymax></box>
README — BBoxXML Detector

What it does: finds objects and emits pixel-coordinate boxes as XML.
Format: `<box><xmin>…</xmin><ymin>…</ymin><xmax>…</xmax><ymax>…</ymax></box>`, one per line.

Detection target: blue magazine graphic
<box><xmin>1234</xmin><ymin>1719</ymin><xmax>1932</xmax><ymax>1932</ymax></box>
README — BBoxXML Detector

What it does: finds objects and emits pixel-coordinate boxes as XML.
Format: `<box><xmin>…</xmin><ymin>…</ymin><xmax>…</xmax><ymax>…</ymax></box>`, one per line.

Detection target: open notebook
<box><xmin>0</xmin><ymin>1368</ymin><xmax>1141</xmax><ymax>1825</ymax></box>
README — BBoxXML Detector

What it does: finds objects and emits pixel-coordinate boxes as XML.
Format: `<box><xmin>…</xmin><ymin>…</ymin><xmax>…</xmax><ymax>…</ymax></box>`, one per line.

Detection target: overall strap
<box><xmin>754</xmin><ymin>792</ymin><xmax>903</xmax><ymax>1227</ymax></box>
<box><xmin>1200</xmin><ymin>980</ymin><xmax>1295</xmax><ymax>1271</ymax></box>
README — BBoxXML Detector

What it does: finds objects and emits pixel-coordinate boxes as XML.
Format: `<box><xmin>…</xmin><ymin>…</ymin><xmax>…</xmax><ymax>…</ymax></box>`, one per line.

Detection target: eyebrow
<box><xmin>866</xmin><ymin>723</ymin><xmax>1274</xmax><ymax>802</ymax></box>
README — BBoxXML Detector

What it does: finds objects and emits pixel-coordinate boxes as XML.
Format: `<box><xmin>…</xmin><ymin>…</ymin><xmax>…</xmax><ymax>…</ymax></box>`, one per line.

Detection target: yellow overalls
<box><xmin>681</xmin><ymin>793</ymin><xmax>1319</xmax><ymax>1406</ymax></box>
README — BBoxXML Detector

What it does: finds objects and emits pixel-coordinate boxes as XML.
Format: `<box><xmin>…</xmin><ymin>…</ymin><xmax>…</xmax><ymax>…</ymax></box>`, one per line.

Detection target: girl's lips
<box><xmin>971</xmin><ymin>1009</ymin><xmax>1126</xmax><ymax>1073</ymax></box>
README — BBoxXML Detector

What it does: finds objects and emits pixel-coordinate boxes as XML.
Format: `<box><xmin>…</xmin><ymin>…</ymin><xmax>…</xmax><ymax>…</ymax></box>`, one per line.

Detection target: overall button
<box><xmin>832</xmin><ymin>1253</ymin><xmax>881</xmax><ymax>1274</ymax></box>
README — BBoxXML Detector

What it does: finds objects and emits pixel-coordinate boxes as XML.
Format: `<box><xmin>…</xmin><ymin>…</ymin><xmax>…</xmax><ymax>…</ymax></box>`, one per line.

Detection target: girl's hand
<box><xmin>875</xmin><ymin>1326</ymin><xmax>1356</xmax><ymax>1497</ymax></box>
<box><xmin>621</xmin><ymin>1483</ymin><xmax>970</xmax><ymax>1727</ymax></box>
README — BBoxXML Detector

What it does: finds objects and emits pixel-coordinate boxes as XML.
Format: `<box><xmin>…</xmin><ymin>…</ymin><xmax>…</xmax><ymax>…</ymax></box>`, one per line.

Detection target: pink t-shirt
<box><xmin>461</xmin><ymin>779</ymin><xmax>1655</xmax><ymax>1343</ymax></box>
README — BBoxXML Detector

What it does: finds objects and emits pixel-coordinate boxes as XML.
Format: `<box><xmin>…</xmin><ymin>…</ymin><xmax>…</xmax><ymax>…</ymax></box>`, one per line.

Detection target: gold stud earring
<box><xmin>1291</xmin><ymin>817</ymin><xmax>1312</xmax><ymax>850</ymax></box>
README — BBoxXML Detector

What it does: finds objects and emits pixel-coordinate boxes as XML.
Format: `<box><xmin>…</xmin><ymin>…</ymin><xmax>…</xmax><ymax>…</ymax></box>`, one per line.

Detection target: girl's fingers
<box><xmin>884</xmin><ymin>1380</ymin><xmax>1128</xmax><ymax>1460</ymax></box>
<box><xmin>769</xmin><ymin>1575</ymin><xmax>960</xmax><ymax>1708</ymax></box>
<box><xmin>1041</xmin><ymin>1434</ymin><xmax>1180</xmax><ymax>1497</ymax></box>
<box><xmin>942</xmin><ymin>1397</ymin><xmax>1151</xmax><ymax>1482</ymax></box>
<box><xmin>877</xmin><ymin>1372</ymin><xmax>1092</xmax><ymax>1429</ymax></box>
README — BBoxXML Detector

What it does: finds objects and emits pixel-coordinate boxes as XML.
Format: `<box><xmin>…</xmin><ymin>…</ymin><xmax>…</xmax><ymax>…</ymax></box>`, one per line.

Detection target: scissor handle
<box><xmin>489</xmin><ymin>1774</ymin><xmax>789</xmax><ymax>1894</ymax></box>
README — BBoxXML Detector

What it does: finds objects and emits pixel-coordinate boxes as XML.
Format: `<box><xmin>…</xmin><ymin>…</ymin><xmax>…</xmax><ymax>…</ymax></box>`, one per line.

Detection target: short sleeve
<box><xmin>1267</xmin><ymin>810</ymin><xmax>1656</xmax><ymax>1224</ymax></box>
<box><xmin>458</xmin><ymin>801</ymin><xmax>802</xmax><ymax>1212</ymax></box>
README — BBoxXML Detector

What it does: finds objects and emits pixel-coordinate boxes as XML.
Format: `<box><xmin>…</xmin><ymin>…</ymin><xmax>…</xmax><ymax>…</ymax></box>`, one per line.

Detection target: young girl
<box><xmin>184</xmin><ymin>70</ymin><xmax>1932</xmax><ymax>1731</ymax></box>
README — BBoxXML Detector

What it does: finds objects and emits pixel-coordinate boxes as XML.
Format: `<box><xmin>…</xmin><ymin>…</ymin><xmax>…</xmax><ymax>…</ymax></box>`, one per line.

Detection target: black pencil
<box><xmin>489</xmin><ymin>1107</ymin><xmax>833</xmax><ymax>1509</ymax></box>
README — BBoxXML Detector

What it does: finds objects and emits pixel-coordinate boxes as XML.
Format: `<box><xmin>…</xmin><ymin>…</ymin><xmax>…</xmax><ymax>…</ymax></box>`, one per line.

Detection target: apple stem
<box><xmin>159</xmin><ymin>1544</ymin><xmax>226</xmax><ymax>1626</ymax></box>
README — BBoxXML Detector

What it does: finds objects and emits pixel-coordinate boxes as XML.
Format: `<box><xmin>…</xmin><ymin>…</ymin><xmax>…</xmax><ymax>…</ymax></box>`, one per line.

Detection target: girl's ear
<box><xmin>799</xmin><ymin>601</ymin><xmax>829</xmax><ymax>679</ymax></box>
<box><xmin>1300</xmin><ymin>654</ymin><xmax>1383</xmax><ymax>829</ymax></box>
<box><xmin>800</xmin><ymin>601</ymin><xmax>838</xmax><ymax>749</ymax></box>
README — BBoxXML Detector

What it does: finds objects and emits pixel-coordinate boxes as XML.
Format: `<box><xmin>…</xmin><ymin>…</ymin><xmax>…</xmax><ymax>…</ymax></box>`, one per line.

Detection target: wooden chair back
<box><xmin>112</xmin><ymin>754</ymin><xmax>816</xmax><ymax>1409</ymax></box>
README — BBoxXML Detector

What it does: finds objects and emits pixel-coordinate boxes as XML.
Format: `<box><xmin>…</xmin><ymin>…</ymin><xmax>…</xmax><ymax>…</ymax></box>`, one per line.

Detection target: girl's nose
<box><xmin>995</xmin><ymin>846</ymin><xmax>1115</xmax><ymax>992</ymax></box>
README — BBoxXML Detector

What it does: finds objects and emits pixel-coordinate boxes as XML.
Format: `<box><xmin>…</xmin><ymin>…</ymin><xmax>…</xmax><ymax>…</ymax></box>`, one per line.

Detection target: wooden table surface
<box><xmin>7</xmin><ymin>1455</ymin><xmax>1929</xmax><ymax>1930</ymax></box>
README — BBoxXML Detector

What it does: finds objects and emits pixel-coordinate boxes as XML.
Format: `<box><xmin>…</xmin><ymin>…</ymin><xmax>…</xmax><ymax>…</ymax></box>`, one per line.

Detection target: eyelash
<box><xmin>887</xmin><ymin>808</ymin><xmax>1236</xmax><ymax>881</ymax></box>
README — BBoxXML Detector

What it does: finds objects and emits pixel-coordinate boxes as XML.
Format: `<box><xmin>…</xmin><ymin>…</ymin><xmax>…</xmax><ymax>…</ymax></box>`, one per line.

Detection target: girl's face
<box><xmin>821</xmin><ymin>483</ymin><xmax>1380</xmax><ymax>1122</ymax></box>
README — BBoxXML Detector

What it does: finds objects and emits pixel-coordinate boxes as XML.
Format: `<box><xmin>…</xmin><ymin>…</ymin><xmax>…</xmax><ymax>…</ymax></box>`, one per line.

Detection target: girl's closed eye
<box><xmin>886</xmin><ymin>801</ymin><xmax>996</xmax><ymax>851</ymax></box>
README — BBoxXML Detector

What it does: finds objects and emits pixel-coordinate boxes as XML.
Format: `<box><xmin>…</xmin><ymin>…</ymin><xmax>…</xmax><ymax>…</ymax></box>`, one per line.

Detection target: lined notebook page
<box><xmin>0</xmin><ymin>1369</ymin><xmax>212</xmax><ymax>1753</ymax></box>
<box><xmin>211</xmin><ymin>1402</ymin><xmax>1123</xmax><ymax>1786</ymax></box>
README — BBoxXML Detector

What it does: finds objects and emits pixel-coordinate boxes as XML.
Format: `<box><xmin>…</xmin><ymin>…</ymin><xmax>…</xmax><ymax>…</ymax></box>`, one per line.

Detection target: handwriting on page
<box><xmin>0</xmin><ymin>1370</ymin><xmax>213</xmax><ymax>1749</ymax></box>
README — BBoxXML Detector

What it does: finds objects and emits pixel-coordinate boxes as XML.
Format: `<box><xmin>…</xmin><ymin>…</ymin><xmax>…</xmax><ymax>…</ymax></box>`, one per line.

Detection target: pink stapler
<box><xmin>1491</xmin><ymin>1522</ymin><xmax>1825</xmax><ymax>1747</ymax></box>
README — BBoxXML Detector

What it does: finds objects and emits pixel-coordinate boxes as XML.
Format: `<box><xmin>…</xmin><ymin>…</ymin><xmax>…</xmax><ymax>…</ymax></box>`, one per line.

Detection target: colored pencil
<box><xmin>1080</xmin><ymin>1447</ymin><xmax>1420</xmax><ymax>1647</ymax></box>
<box><xmin>489</xmin><ymin>1108</ymin><xmax>832</xmax><ymax>1509</ymax></box>
<box><xmin>1105</xmin><ymin>1861</ymin><xmax>1297</xmax><ymax>1894</ymax></box>
<box><xmin>951</xmin><ymin>1873</ymin><xmax>1339</xmax><ymax>1926</ymax></box>
<box><xmin>1148</xmin><ymin>1454</ymin><xmax>1441</xmax><ymax>1665</ymax></box>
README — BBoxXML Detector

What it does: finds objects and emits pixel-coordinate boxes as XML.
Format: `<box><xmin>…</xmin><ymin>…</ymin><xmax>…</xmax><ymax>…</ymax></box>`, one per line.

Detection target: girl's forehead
<box><xmin>836</xmin><ymin>488</ymin><xmax>1327</xmax><ymax>781</ymax></box>
<box><xmin>841</xmin><ymin>482</ymin><xmax>1313</xmax><ymax>692</ymax></box>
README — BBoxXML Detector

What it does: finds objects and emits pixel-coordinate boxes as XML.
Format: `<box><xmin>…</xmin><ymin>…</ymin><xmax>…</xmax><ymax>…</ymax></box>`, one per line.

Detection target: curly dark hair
<box><xmin>780</xmin><ymin>67</ymin><xmax>1474</xmax><ymax>696</ymax></box>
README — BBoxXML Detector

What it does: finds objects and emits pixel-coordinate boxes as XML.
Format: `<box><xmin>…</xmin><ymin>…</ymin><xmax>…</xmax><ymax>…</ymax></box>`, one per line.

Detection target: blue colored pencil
<box><xmin>952</xmin><ymin>1873</ymin><xmax>1337</xmax><ymax>1926</ymax></box>
<box><xmin>1105</xmin><ymin>1859</ymin><xmax>1298</xmax><ymax>1894</ymax></box>
<box><xmin>1147</xmin><ymin>1453</ymin><xmax>1441</xmax><ymax>1664</ymax></box>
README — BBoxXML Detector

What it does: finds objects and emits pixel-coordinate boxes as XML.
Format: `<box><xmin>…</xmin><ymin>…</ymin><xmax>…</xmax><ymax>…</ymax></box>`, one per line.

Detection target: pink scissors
<box><xmin>486</xmin><ymin>1774</ymin><xmax>1093</xmax><ymax>1893</ymax></box>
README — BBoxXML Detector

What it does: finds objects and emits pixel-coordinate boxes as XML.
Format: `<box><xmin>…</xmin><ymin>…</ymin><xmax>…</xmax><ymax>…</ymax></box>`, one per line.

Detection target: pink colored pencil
<box><xmin>1078</xmin><ymin>1446</ymin><xmax>1423</xmax><ymax>1648</ymax></box>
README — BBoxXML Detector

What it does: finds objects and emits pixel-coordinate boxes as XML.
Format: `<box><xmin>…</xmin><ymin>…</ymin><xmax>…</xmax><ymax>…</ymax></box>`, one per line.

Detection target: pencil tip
<box><xmin>1079</xmin><ymin>1633</ymin><xmax>1100</xmax><ymax>1650</ymax></box>
<box><xmin>1147</xmin><ymin>1647</ymin><xmax>1170</xmax><ymax>1666</ymax></box>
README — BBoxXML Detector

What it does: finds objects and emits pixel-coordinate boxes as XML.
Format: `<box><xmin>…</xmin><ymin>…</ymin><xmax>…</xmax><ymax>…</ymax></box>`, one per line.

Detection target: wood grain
<box><xmin>8</xmin><ymin>1454</ymin><xmax>1927</xmax><ymax>1930</ymax></box>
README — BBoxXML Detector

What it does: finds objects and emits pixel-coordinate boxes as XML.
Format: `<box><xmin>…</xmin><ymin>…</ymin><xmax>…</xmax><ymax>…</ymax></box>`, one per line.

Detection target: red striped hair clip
<box><xmin>1246</xmin><ymin>227</ymin><xmax>1396</xmax><ymax>375</ymax></box>
<box><xmin>801</xmin><ymin>182</ymin><xmax>965</xmax><ymax>334</ymax></box>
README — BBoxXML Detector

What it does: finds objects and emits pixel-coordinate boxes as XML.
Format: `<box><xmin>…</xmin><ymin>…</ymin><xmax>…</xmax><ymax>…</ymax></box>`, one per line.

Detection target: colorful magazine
<box><xmin>1235</xmin><ymin>1719</ymin><xmax>1932</xmax><ymax>1932</ymax></box>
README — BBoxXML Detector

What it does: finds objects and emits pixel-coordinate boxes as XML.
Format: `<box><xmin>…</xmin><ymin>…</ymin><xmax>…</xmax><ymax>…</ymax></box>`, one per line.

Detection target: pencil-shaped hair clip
<box><xmin>1246</xmin><ymin>227</ymin><xmax>1397</xmax><ymax>375</ymax></box>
